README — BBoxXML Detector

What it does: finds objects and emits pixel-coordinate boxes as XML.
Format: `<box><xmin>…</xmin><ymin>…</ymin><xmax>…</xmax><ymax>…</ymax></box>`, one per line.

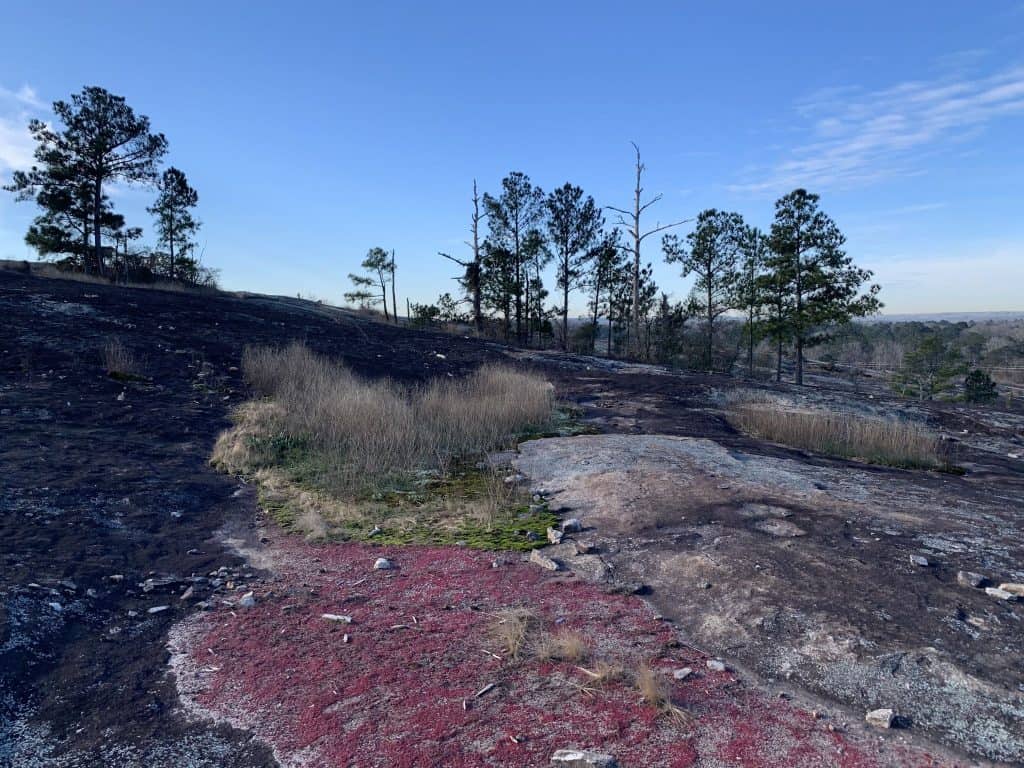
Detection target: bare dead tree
<box><xmin>607</xmin><ymin>142</ymin><xmax>690</xmax><ymax>353</ymax></box>
<box><xmin>390</xmin><ymin>249</ymin><xmax>398</xmax><ymax>323</ymax></box>
<box><xmin>439</xmin><ymin>179</ymin><xmax>486</xmax><ymax>333</ymax></box>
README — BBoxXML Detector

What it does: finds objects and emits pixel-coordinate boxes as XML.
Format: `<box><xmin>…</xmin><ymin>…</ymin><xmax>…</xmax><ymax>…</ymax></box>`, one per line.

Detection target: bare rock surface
<box><xmin>514</xmin><ymin>433</ymin><xmax>1024</xmax><ymax>763</ymax></box>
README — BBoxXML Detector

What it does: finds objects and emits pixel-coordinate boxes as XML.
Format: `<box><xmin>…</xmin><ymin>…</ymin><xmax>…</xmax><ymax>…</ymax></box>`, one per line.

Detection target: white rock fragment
<box><xmin>673</xmin><ymin>667</ymin><xmax>693</xmax><ymax>681</ymax></box>
<box><xmin>373</xmin><ymin>557</ymin><xmax>393</xmax><ymax>571</ymax></box>
<box><xmin>986</xmin><ymin>586</ymin><xmax>1016</xmax><ymax>601</ymax></box>
<box><xmin>909</xmin><ymin>555</ymin><xmax>929</xmax><ymax>567</ymax></box>
<box><xmin>561</xmin><ymin>518</ymin><xmax>582</xmax><ymax>533</ymax></box>
<box><xmin>550</xmin><ymin>749</ymin><xmax>618</xmax><ymax>767</ymax></box>
<box><xmin>865</xmin><ymin>708</ymin><xmax>896</xmax><ymax>728</ymax></box>
<box><xmin>322</xmin><ymin>613</ymin><xmax>353</xmax><ymax>623</ymax></box>
<box><xmin>706</xmin><ymin>659</ymin><xmax>726</xmax><ymax>672</ymax></box>
<box><xmin>148</xmin><ymin>605</ymin><xmax>170</xmax><ymax>614</ymax></box>
<box><xmin>239</xmin><ymin>591</ymin><xmax>256</xmax><ymax>608</ymax></box>
<box><xmin>956</xmin><ymin>571</ymin><xmax>985</xmax><ymax>588</ymax></box>
<box><xmin>998</xmin><ymin>583</ymin><xmax>1024</xmax><ymax>597</ymax></box>
<box><xmin>547</xmin><ymin>527</ymin><xmax>564</xmax><ymax>545</ymax></box>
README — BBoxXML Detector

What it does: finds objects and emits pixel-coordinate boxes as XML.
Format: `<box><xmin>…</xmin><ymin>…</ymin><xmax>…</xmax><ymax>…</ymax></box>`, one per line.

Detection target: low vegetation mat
<box><xmin>170</xmin><ymin>532</ymin><xmax>934</xmax><ymax>767</ymax></box>
<box><xmin>212</xmin><ymin>342</ymin><xmax>558</xmax><ymax>547</ymax></box>
<box><xmin>727</xmin><ymin>394</ymin><xmax>943</xmax><ymax>469</ymax></box>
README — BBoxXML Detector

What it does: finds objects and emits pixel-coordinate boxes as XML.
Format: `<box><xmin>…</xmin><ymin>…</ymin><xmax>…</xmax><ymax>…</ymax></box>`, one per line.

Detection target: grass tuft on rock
<box><xmin>212</xmin><ymin>342</ymin><xmax>558</xmax><ymax>548</ymax></box>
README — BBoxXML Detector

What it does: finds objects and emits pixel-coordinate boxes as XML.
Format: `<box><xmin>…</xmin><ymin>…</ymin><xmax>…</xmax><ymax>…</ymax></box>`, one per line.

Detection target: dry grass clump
<box><xmin>101</xmin><ymin>338</ymin><xmax>141</xmax><ymax>378</ymax></box>
<box><xmin>237</xmin><ymin>342</ymin><xmax>554</xmax><ymax>495</ymax></box>
<box><xmin>534</xmin><ymin>629</ymin><xmax>591</xmax><ymax>663</ymax></box>
<box><xmin>728</xmin><ymin>398</ymin><xmax>941</xmax><ymax>469</ymax></box>
<box><xmin>634</xmin><ymin>662</ymin><xmax>692</xmax><ymax>726</ymax></box>
<box><xmin>490</xmin><ymin>608</ymin><xmax>537</xmax><ymax>661</ymax></box>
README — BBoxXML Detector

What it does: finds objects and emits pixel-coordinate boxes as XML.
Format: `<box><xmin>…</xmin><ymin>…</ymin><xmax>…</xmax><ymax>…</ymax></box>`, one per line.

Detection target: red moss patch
<box><xmin>170</xmin><ymin>531</ymin><xmax>952</xmax><ymax>767</ymax></box>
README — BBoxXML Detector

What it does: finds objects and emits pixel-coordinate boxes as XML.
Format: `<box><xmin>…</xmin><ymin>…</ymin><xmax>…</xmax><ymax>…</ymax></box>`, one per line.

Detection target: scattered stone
<box><xmin>574</xmin><ymin>541</ymin><xmax>595</xmax><ymax>556</ymax></box>
<box><xmin>909</xmin><ymin>555</ymin><xmax>929</xmax><ymax>567</ymax></box>
<box><xmin>529</xmin><ymin>504</ymin><xmax>546</xmax><ymax>514</ymax></box>
<box><xmin>754</xmin><ymin>519</ymin><xmax>805</xmax><ymax>537</ymax></box>
<box><xmin>698</xmin><ymin>580</ymin><xmax>712</xmax><ymax>589</ymax></box>
<box><xmin>47</xmin><ymin>602</ymin><xmax>62</xmax><ymax>612</ymax></box>
<box><xmin>85</xmin><ymin>588</ymin><xmax>97</xmax><ymax>598</ymax></box>
<box><xmin>373</xmin><ymin>557</ymin><xmax>393</xmax><ymax>571</ymax></box>
<box><xmin>986</xmin><ymin>586</ymin><xmax>1016</xmax><ymax>601</ymax></box>
<box><xmin>998</xmin><ymin>583</ymin><xmax>1024</xmax><ymax>597</ymax></box>
<box><xmin>147</xmin><ymin>605</ymin><xmax>170</xmax><ymax>614</ymax></box>
<box><xmin>673</xmin><ymin>667</ymin><xmax>693</xmax><ymax>681</ymax></box>
<box><xmin>957</xmin><ymin>571</ymin><xmax>986</xmax><ymax>588</ymax></box>
<box><xmin>109</xmin><ymin>574</ymin><xmax>124</xmax><ymax>583</ymax></box>
<box><xmin>706</xmin><ymin>659</ymin><xmax>726</xmax><ymax>672</ymax></box>
<box><xmin>368</xmin><ymin>525</ymin><xmax>382</xmax><ymax>537</ymax></box>
<box><xmin>116</xmin><ymin>391</ymin><xmax>125</xmax><ymax>402</ymax></box>
<box><xmin>561</xmin><ymin>518</ymin><xmax>582</xmax><ymax>533</ymax></box>
<box><xmin>504</xmin><ymin>473</ymin><xmax>524</xmax><ymax>485</ymax></box>
<box><xmin>865</xmin><ymin>708</ymin><xmax>896</xmax><ymax>729</ymax></box>
<box><xmin>180</xmin><ymin>586</ymin><xmax>195</xmax><ymax>601</ymax></box>
<box><xmin>239</xmin><ymin>591</ymin><xmax>256</xmax><ymax>608</ymax></box>
<box><xmin>526</xmin><ymin>531</ymin><xmax>540</xmax><ymax>541</ymax></box>
<box><xmin>322</xmin><ymin>613</ymin><xmax>353</xmax><ymax>623</ymax></box>
<box><xmin>550</xmin><ymin>749</ymin><xmax>618</xmax><ymax>767</ymax></box>
<box><xmin>530</xmin><ymin>549</ymin><xmax>560</xmax><ymax>571</ymax></box>
<box><xmin>547</xmin><ymin>527</ymin><xmax>564</xmax><ymax>545</ymax></box>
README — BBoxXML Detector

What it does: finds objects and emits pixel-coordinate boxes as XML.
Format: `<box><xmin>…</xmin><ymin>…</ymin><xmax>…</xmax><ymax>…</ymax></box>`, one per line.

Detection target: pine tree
<box><xmin>547</xmin><ymin>183</ymin><xmax>604</xmax><ymax>350</ymax></box>
<box><xmin>663</xmin><ymin>209</ymin><xmax>745</xmax><ymax>371</ymax></box>
<box><xmin>148</xmin><ymin>167</ymin><xmax>199</xmax><ymax>281</ymax></box>
<box><xmin>767</xmin><ymin>189</ymin><xmax>881</xmax><ymax>385</ymax></box>
<box><xmin>7</xmin><ymin>86</ymin><xmax>167</xmax><ymax>274</ymax></box>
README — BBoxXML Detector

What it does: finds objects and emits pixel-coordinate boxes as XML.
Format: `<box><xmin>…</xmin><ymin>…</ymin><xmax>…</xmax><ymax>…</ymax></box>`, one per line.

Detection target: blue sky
<box><xmin>1</xmin><ymin>1</ymin><xmax>1023</xmax><ymax>314</ymax></box>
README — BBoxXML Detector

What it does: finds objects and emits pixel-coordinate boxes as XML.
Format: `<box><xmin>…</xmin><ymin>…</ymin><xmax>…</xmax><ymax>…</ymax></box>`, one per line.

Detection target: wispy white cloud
<box><xmin>730</xmin><ymin>64</ymin><xmax>1024</xmax><ymax>194</ymax></box>
<box><xmin>0</xmin><ymin>83</ymin><xmax>45</xmax><ymax>182</ymax></box>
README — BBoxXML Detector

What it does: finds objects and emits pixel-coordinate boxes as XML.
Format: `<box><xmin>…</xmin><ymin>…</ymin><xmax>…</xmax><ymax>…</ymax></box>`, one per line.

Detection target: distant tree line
<box><xmin>399</xmin><ymin>145</ymin><xmax>881</xmax><ymax>386</ymax></box>
<box><xmin>4</xmin><ymin>85</ymin><xmax>215</xmax><ymax>287</ymax></box>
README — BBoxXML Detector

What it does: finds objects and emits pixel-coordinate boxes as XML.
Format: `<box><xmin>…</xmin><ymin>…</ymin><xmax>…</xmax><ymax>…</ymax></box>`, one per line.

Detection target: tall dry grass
<box><xmin>728</xmin><ymin>398</ymin><xmax>941</xmax><ymax>468</ymax></box>
<box><xmin>233</xmin><ymin>342</ymin><xmax>554</xmax><ymax>494</ymax></box>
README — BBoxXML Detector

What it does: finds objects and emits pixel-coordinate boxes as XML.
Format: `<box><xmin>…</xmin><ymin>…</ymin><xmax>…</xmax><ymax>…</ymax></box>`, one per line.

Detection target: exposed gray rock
<box><xmin>866</xmin><ymin>708</ymin><xmax>896</xmax><ymax>728</ymax></box>
<box><xmin>147</xmin><ymin>605</ymin><xmax>170</xmax><ymax>614</ymax></box>
<box><xmin>706</xmin><ymin>659</ymin><xmax>726</xmax><ymax>672</ymax></box>
<box><xmin>547</xmin><ymin>527</ymin><xmax>564</xmax><ymax>544</ymax></box>
<box><xmin>561</xmin><ymin>517</ymin><xmax>582</xmax><ymax>533</ymax></box>
<box><xmin>550</xmin><ymin>749</ymin><xmax>618</xmax><ymax>767</ymax></box>
<box><xmin>998</xmin><ymin>582</ymin><xmax>1024</xmax><ymax>597</ymax></box>
<box><xmin>574</xmin><ymin>541</ymin><xmax>595</xmax><ymax>555</ymax></box>
<box><xmin>673</xmin><ymin>667</ymin><xmax>693</xmax><ymax>681</ymax></box>
<box><xmin>909</xmin><ymin>555</ymin><xmax>929</xmax><ymax>567</ymax></box>
<box><xmin>530</xmin><ymin>549</ymin><xmax>560</xmax><ymax>571</ymax></box>
<box><xmin>373</xmin><ymin>557</ymin><xmax>393</xmax><ymax>571</ymax></box>
<box><xmin>239</xmin><ymin>591</ymin><xmax>256</xmax><ymax>608</ymax></box>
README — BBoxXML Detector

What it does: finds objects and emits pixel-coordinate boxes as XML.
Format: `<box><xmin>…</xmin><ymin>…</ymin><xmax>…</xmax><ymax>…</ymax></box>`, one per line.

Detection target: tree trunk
<box><xmin>93</xmin><ymin>178</ymin><xmax>103</xmax><ymax>276</ymax></box>
<box><xmin>776</xmin><ymin>338</ymin><xmax>783</xmax><ymax>382</ymax></box>
<box><xmin>562</xmin><ymin>264</ymin><xmax>569</xmax><ymax>352</ymax></box>
<box><xmin>591</xmin><ymin>280</ymin><xmax>602</xmax><ymax>354</ymax></box>
<box><xmin>169</xmin><ymin>233</ymin><xmax>175</xmax><ymax>282</ymax></box>
<box><xmin>706</xmin><ymin>280</ymin><xmax>714</xmax><ymax>372</ymax></box>
<box><xmin>390</xmin><ymin>250</ymin><xmax>398</xmax><ymax>324</ymax></box>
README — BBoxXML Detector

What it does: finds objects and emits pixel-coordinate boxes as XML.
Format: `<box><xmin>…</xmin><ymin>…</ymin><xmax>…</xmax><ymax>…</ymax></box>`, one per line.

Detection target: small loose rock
<box><xmin>865</xmin><ymin>708</ymin><xmax>896</xmax><ymax>729</ymax></box>
<box><xmin>373</xmin><ymin>557</ymin><xmax>393</xmax><ymax>571</ymax></box>
<box><xmin>909</xmin><ymin>555</ymin><xmax>929</xmax><ymax>567</ymax></box>
<box><xmin>239</xmin><ymin>591</ymin><xmax>256</xmax><ymax>608</ymax></box>
<box><xmin>673</xmin><ymin>667</ymin><xmax>693</xmax><ymax>681</ymax></box>
<box><xmin>957</xmin><ymin>571</ymin><xmax>985</xmax><ymax>588</ymax></box>
<box><xmin>547</xmin><ymin>527</ymin><xmax>564</xmax><ymax>545</ymax></box>
<box><xmin>561</xmin><ymin>518</ymin><xmax>582</xmax><ymax>533</ymax></box>
<box><xmin>706</xmin><ymin>659</ymin><xmax>726</xmax><ymax>672</ymax></box>
<box><xmin>530</xmin><ymin>549</ymin><xmax>560</xmax><ymax>571</ymax></box>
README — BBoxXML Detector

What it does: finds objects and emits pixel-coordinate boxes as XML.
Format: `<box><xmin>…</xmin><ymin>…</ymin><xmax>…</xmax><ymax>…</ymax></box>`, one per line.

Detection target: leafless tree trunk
<box><xmin>390</xmin><ymin>250</ymin><xmax>398</xmax><ymax>323</ymax></box>
<box><xmin>439</xmin><ymin>180</ymin><xmax>486</xmax><ymax>334</ymax></box>
<box><xmin>607</xmin><ymin>143</ymin><xmax>689</xmax><ymax>356</ymax></box>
